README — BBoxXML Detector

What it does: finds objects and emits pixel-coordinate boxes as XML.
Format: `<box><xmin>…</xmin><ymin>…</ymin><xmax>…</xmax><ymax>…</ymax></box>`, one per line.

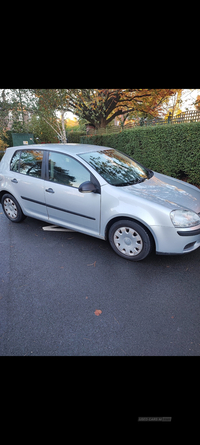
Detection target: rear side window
<box><xmin>10</xmin><ymin>151</ymin><xmax>20</xmax><ymax>172</ymax></box>
<box><xmin>10</xmin><ymin>150</ymin><xmax>44</xmax><ymax>178</ymax></box>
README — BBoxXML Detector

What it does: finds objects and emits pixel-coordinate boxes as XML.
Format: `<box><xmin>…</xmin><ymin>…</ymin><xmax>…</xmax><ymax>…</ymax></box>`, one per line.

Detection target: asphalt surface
<box><xmin>0</xmin><ymin>206</ymin><xmax>200</xmax><ymax>356</ymax></box>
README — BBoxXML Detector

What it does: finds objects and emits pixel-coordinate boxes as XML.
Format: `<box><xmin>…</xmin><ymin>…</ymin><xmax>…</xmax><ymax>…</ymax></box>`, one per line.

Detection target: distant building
<box><xmin>86</xmin><ymin>123</ymin><xmax>96</xmax><ymax>134</ymax></box>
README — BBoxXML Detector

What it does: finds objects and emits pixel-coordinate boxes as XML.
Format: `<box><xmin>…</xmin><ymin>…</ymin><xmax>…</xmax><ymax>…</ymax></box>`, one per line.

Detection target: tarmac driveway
<box><xmin>0</xmin><ymin>206</ymin><xmax>200</xmax><ymax>356</ymax></box>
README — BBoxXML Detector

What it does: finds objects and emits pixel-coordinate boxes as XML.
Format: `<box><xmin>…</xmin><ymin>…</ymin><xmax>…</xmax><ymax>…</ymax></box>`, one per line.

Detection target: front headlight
<box><xmin>170</xmin><ymin>209</ymin><xmax>200</xmax><ymax>228</ymax></box>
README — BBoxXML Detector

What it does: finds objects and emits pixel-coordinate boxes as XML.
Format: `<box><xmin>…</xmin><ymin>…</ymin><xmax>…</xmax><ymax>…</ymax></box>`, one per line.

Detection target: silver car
<box><xmin>0</xmin><ymin>143</ymin><xmax>200</xmax><ymax>261</ymax></box>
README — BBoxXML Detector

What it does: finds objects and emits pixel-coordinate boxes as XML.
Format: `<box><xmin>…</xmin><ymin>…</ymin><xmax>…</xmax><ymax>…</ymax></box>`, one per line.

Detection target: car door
<box><xmin>44</xmin><ymin>151</ymin><xmax>101</xmax><ymax>236</ymax></box>
<box><xmin>9</xmin><ymin>148</ymin><xmax>48</xmax><ymax>220</ymax></box>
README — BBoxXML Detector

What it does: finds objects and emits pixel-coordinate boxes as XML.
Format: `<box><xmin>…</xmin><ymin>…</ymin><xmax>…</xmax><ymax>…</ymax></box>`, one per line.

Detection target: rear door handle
<box><xmin>11</xmin><ymin>178</ymin><xmax>18</xmax><ymax>183</ymax></box>
<box><xmin>45</xmin><ymin>188</ymin><xmax>55</xmax><ymax>193</ymax></box>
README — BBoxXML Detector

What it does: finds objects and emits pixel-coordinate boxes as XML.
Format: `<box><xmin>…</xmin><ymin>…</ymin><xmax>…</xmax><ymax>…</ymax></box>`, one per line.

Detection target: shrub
<box><xmin>81</xmin><ymin>122</ymin><xmax>200</xmax><ymax>186</ymax></box>
<box><xmin>0</xmin><ymin>139</ymin><xmax>7</xmax><ymax>150</ymax></box>
<box><xmin>67</xmin><ymin>131</ymin><xmax>86</xmax><ymax>143</ymax></box>
<box><xmin>0</xmin><ymin>139</ymin><xmax>7</xmax><ymax>160</ymax></box>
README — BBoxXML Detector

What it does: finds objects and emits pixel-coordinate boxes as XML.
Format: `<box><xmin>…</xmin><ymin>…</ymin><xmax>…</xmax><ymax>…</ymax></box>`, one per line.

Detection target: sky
<box><xmin>65</xmin><ymin>111</ymin><xmax>77</xmax><ymax>120</ymax></box>
<box><xmin>180</xmin><ymin>89</ymin><xmax>200</xmax><ymax>111</ymax></box>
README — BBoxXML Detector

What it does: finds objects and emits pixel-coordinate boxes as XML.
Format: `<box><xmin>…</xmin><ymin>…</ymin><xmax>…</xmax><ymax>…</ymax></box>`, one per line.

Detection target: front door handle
<box><xmin>11</xmin><ymin>178</ymin><xmax>18</xmax><ymax>183</ymax></box>
<box><xmin>45</xmin><ymin>188</ymin><xmax>55</xmax><ymax>193</ymax></box>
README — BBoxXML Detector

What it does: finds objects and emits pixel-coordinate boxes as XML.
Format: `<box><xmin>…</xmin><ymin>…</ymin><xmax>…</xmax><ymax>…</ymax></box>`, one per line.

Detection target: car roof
<box><xmin>7</xmin><ymin>143</ymin><xmax>112</xmax><ymax>155</ymax></box>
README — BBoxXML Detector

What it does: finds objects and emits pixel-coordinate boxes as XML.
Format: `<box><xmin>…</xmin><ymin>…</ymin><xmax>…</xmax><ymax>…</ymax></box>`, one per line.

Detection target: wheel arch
<box><xmin>105</xmin><ymin>216</ymin><xmax>156</xmax><ymax>250</ymax></box>
<box><xmin>0</xmin><ymin>190</ymin><xmax>16</xmax><ymax>202</ymax></box>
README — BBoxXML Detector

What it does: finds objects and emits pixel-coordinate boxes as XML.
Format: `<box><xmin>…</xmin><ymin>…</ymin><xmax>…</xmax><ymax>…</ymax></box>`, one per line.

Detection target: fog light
<box><xmin>184</xmin><ymin>242</ymin><xmax>196</xmax><ymax>250</ymax></box>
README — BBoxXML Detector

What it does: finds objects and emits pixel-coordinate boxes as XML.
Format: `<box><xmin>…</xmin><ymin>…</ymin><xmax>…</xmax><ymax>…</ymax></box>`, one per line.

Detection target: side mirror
<box><xmin>78</xmin><ymin>181</ymin><xmax>97</xmax><ymax>193</ymax></box>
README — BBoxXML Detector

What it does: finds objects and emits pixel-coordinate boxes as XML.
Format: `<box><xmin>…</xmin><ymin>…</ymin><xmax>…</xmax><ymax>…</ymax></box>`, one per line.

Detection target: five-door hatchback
<box><xmin>0</xmin><ymin>143</ymin><xmax>200</xmax><ymax>261</ymax></box>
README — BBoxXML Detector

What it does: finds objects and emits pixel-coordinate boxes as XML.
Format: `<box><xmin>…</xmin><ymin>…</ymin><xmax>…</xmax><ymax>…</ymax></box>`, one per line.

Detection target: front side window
<box><xmin>10</xmin><ymin>150</ymin><xmax>43</xmax><ymax>178</ymax></box>
<box><xmin>48</xmin><ymin>151</ymin><xmax>90</xmax><ymax>188</ymax></box>
<box><xmin>79</xmin><ymin>149</ymin><xmax>151</xmax><ymax>186</ymax></box>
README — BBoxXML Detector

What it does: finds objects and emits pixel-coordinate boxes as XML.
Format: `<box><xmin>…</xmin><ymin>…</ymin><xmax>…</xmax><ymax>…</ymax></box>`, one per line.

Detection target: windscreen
<box><xmin>79</xmin><ymin>149</ymin><xmax>150</xmax><ymax>186</ymax></box>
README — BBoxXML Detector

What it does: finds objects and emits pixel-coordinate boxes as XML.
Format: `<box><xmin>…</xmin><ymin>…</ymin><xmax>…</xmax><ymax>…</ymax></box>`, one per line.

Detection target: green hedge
<box><xmin>81</xmin><ymin>122</ymin><xmax>200</xmax><ymax>186</ymax></box>
<box><xmin>67</xmin><ymin>131</ymin><xmax>86</xmax><ymax>143</ymax></box>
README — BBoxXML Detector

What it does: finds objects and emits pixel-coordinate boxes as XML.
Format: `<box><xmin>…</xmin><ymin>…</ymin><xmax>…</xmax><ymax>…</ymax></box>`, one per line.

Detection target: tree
<box><xmin>0</xmin><ymin>89</ymin><xmax>183</xmax><ymax>141</ymax></box>
<box><xmin>0</xmin><ymin>89</ymin><xmax>34</xmax><ymax>135</ymax></box>
<box><xmin>0</xmin><ymin>89</ymin><xmax>13</xmax><ymax>135</ymax></box>
<box><xmin>67</xmin><ymin>89</ymin><xmax>180</xmax><ymax>129</ymax></box>
<box><xmin>161</xmin><ymin>90</ymin><xmax>184</xmax><ymax>121</ymax></box>
<box><xmin>0</xmin><ymin>89</ymin><xmax>74</xmax><ymax>143</ymax></box>
<box><xmin>32</xmin><ymin>89</ymin><xmax>73</xmax><ymax>143</ymax></box>
<box><xmin>194</xmin><ymin>94</ymin><xmax>200</xmax><ymax>111</ymax></box>
<box><xmin>28</xmin><ymin>114</ymin><xmax>60</xmax><ymax>143</ymax></box>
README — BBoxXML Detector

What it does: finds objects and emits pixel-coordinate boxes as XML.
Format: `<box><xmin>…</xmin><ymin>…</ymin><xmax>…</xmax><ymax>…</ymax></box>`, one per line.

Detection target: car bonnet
<box><xmin>123</xmin><ymin>172</ymin><xmax>200</xmax><ymax>213</ymax></box>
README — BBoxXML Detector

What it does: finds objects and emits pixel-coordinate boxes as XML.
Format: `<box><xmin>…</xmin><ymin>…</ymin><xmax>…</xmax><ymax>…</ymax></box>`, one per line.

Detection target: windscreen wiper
<box><xmin>115</xmin><ymin>178</ymin><xmax>145</xmax><ymax>186</ymax></box>
<box><xmin>126</xmin><ymin>178</ymin><xmax>146</xmax><ymax>185</ymax></box>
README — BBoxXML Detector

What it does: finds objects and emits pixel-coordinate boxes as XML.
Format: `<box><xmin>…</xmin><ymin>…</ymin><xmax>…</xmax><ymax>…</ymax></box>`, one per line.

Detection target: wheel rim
<box><xmin>4</xmin><ymin>197</ymin><xmax>18</xmax><ymax>219</ymax></box>
<box><xmin>113</xmin><ymin>226</ymin><xmax>143</xmax><ymax>256</ymax></box>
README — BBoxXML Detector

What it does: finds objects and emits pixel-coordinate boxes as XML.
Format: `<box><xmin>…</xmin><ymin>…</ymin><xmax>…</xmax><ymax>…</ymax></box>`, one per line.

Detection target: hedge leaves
<box><xmin>81</xmin><ymin>122</ymin><xmax>200</xmax><ymax>186</ymax></box>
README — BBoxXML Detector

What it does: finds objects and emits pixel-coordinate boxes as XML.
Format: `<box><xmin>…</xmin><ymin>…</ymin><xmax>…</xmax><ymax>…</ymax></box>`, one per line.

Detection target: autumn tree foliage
<box><xmin>0</xmin><ymin>88</ymin><xmax>182</xmax><ymax>143</ymax></box>
<box><xmin>162</xmin><ymin>90</ymin><xmax>184</xmax><ymax>121</ymax></box>
<box><xmin>67</xmin><ymin>89</ymin><xmax>181</xmax><ymax>129</ymax></box>
<box><xmin>194</xmin><ymin>95</ymin><xmax>200</xmax><ymax>111</ymax></box>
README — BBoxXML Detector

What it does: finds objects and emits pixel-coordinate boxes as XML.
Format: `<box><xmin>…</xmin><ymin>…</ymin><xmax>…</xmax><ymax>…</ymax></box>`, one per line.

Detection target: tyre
<box><xmin>1</xmin><ymin>194</ymin><xmax>26</xmax><ymax>223</ymax></box>
<box><xmin>108</xmin><ymin>219</ymin><xmax>153</xmax><ymax>261</ymax></box>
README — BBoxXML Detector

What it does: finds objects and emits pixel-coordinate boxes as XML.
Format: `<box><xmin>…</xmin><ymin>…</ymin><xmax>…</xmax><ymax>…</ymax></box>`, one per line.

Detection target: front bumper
<box><xmin>150</xmin><ymin>224</ymin><xmax>200</xmax><ymax>255</ymax></box>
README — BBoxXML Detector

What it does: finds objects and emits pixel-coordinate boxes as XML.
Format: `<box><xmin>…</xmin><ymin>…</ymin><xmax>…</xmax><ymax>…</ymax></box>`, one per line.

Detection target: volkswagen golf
<box><xmin>0</xmin><ymin>143</ymin><xmax>200</xmax><ymax>261</ymax></box>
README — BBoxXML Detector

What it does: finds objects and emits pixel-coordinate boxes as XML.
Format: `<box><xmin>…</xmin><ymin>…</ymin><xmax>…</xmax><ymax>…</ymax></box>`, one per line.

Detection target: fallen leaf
<box><xmin>87</xmin><ymin>261</ymin><xmax>96</xmax><ymax>267</ymax></box>
<box><xmin>94</xmin><ymin>309</ymin><xmax>102</xmax><ymax>316</ymax></box>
